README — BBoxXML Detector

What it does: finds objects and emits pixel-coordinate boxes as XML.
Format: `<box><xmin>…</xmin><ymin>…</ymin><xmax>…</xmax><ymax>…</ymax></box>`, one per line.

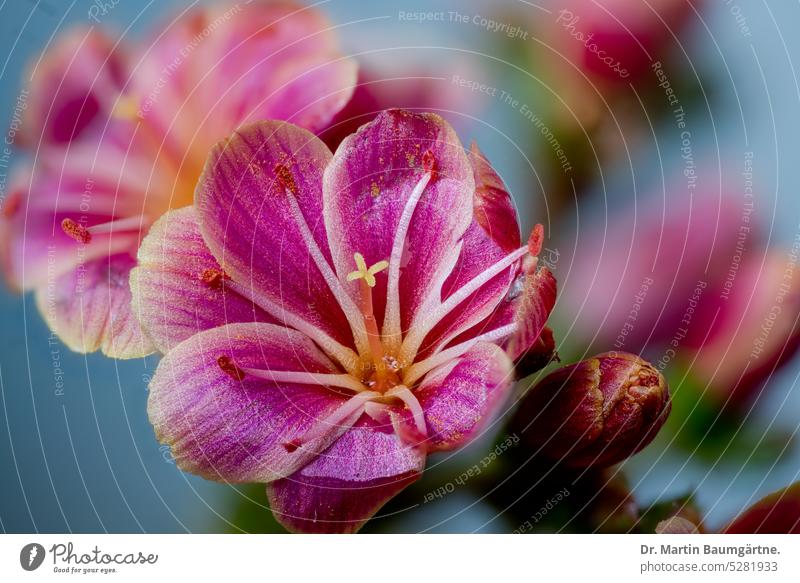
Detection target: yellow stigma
<box><xmin>346</xmin><ymin>252</ymin><xmax>388</xmax><ymax>288</ymax></box>
<box><xmin>112</xmin><ymin>95</ymin><xmax>140</xmax><ymax>121</ymax></box>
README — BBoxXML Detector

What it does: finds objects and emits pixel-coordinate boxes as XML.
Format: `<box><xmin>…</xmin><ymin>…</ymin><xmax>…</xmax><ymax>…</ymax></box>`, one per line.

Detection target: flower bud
<box><xmin>514</xmin><ymin>352</ymin><xmax>670</xmax><ymax>468</ymax></box>
<box><xmin>656</xmin><ymin>516</ymin><xmax>699</xmax><ymax>534</ymax></box>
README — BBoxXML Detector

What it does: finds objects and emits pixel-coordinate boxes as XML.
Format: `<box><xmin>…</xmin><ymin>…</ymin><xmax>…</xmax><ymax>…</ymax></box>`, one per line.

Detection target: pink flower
<box><xmin>1</xmin><ymin>0</ymin><xmax>357</xmax><ymax>358</ymax></box>
<box><xmin>658</xmin><ymin>480</ymin><xmax>800</xmax><ymax>533</ymax></box>
<box><xmin>560</xmin><ymin>191</ymin><xmax>744</xmax><ymax>351</ymax></box>
<box><xmin>17</xmin><ymin>26</ymin><xmax>127</xmax><ymax>146</ymax></box>
<box><xmin>684</xmin><ymin>248</ymin><xmax>800</xmax><ymax>408</ymax></box>
<box><xmin>560</xmin><ymin>189</ymin><xmax>800</xmax><ymax>408</ymax></box>
<box><xmin>551</xmin><ymin>0</ymin><xmax>695</xmax><ymax>83</ymax></box>
<box><xmin>131</xmin><ymin>111</ymin><xmax>556</xmax><ymax>532</ymax></box>
<box><xmin>528</xmin><ymin>0</ymin><xmax>698</xmax><ymax>130</ymax></box>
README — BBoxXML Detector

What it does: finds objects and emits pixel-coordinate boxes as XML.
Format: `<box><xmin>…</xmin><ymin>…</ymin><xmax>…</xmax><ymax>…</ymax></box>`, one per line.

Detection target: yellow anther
<box><xmin>346</xmin><ymin>252</ymin><xmax>388</xmax><ymax>288</ymax></box>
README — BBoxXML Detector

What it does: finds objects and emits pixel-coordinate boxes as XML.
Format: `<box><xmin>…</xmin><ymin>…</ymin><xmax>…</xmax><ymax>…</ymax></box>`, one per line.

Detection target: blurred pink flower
<box><xmin>560</xmin><ymin>189</ymin><xmax>800</xmax><ymax>408</ymax></box>
<box><xmin>560</xmin><ymin>192</ymin><xmax>743</xmax><ymax>351</ymax></box>
<box><xmin>527</xmin><ymin>0</ymin><xmax>697</xmax><ymax>131</ymax></box>
<box><xmin>17</xmin><ymin>27</ymin><xmax>127</xmax><ymax>147</ymax></box>
<box><xmin>550</xmin><ymin>0</ymin><xmax>695</xmax><ymax>83</ymax></box>
<box><xmin>684</xmin><ymin>248</ymin><xmax>800</xmax><ymax>407</ymax></box>
<box><xmin>724</xmin><ymin>481</ymin><xmax>800</xmax><ymax>534</ymax></box>
<box><xmin>1</xmin><ymin>0</ymin><xmax>357</xmax><ymax>358</ymax></box>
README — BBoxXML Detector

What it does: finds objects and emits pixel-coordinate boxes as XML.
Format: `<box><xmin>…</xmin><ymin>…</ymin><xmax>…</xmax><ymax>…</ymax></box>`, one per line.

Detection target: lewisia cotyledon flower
<box><xmin>0</xmin><ymin>0</ymin><xmax>356</xmax><ymax>358</ymax></box>
<box><xmin>131</xmin><ymin>110</ymin><xmax>557</xmax><ymax>532</ymax></box>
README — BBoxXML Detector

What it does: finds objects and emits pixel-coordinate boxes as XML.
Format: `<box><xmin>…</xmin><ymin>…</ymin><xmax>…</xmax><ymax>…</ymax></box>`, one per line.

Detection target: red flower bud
<box><xmin>514</xmin><ymin>352</ymin><xmax>670</xmax><ymax>468</ymax></box>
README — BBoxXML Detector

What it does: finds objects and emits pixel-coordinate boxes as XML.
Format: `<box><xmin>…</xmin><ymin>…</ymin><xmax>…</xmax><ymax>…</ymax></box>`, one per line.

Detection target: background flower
<box><xmin>1</xmin><ymin>0</ymin><xmax>357</xmax><ymax>357</ymax></box>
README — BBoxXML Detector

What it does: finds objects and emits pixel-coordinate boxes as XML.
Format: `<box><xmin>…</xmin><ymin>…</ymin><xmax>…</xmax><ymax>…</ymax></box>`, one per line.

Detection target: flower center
<box><xmin>346</xmin><ymin>252</ymin><xmax>401</xmax><ymax>393</ymax></box>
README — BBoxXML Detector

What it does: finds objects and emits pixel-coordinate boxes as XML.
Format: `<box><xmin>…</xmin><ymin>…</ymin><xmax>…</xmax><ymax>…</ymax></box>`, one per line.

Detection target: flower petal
<box><xmin>323</xmin><ymin>109</ymin><xmax>475</xmax><ymax>339</ymax></box>
<box><xmin>22</xmin><ymin>26</ymin><xmax>126</xmax><ymax>146</ymax></box>
<box><xmin>1</xmin><ymin>125</ymin><xmax>174</xmax><ymax>292</ymax></box>
<box><xmin>148</xmin><ymin>322</ymin><xmax>354</xmax><ymax>484</ymax></box>
<box><xmin>221</xmin><ymin>53</ymin><xmax>356</xmax><ymax>136</ymax></box>
<box><xmin>130</xmin><ymin>207</ymin><xmax>276</xmax><ymax>353</ymax></box>
<box><xmin>560</xmin><ymin>192</ymin><xmax>742</xmax><ymax>351</ymax></box>
<box><xmin>196</xmin><ymin>120</ymin><xmax>360</xmax><ymax>364</ymax></box>
<box><xmin>414</xmin><ymin>144</ymin><xmax>521</xmax><ymax>358</ymax></box>
<box><xmin>687</xmin><ymin>250</ymin><xmax>800</xmax><ymax>407</ymax></box>
<box><xmin>185</xmin><ymin>0</ymin><xmax>353</xmax><ymax>136</ymax></box>
<box><xmin>266</xmin><ymin>416</ymin><xmax>425</xmax><ymax>533</ymax></box>
<box><xmin>415</xmin><ymin>342</ymin><xmax>514</xmax><ymax>452</ymax></box>
<box><xmin>132</xmin><ymin>1</ymin><xmax>355</xmax><ymax>161</ymax></box>
<box><xmin>441</xmin><ymin>259</ymin><xmax>557</xmax><ymax>368</ymax></box>
<box><xmin>505</xmin><ymin>265</ymin><xmax>558</xmax><ymax>362</ymax></box>
<box><xmin>34</xmin><ymin>253</ymin><xmax>155</xmax><ymax>358</ymax></box>
<box><xmin>469</xmin><ymin>142</ymin><xmax>520</xmax><ymax>253</ymax></box>
<box><xmin>319</xmin><ymin>60</ymin><xmax>480</xmax><ymax>148</ymax></box>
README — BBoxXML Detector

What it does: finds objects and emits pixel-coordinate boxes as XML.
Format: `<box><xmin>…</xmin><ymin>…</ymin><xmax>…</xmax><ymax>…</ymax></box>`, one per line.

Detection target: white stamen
<box><xmin>404</xmin><ymin>240</ymin><xmax>463</xmax><ymax>343</ymax></box>
<box><xmin>87</xmin><ymin>215</ymin><xmax>148</xmax><ymax>235</ymax></box>
<box><xmin>400</xmin><ymin>245</ymin><xmax>528</xmax><ymax>364</ymax></box>
<box><xmin>382</xmin><ymin>171</ymin><xmax>432</xmax><ymax>351</ymax></box>
<box><xmin>364</xmin><ymin>401</ymin><xmax>389</xmax><ymax>422</ymax></box>
<box><xmin>239</xmin><ymin>367</ymin><xmax>368</xmax><ymax>393</ymax></box>
<box><xmin>385</xmin><ymin>385</ymin><xmax>427</xmax><ymax>437</ymax></box>
<box><xmin>225</xmin><ymin>279</ymin><xmax>361</xmax><ymax>375</ymax></box>
<box><xmin>419</xmin><ymin>277</ymin><xmax>513</xmax><ymax>359</ymax></box>
<box><xmin>363</xmin><ymin>402</ymin><xmax>417</xmax><ymax>444</ymax></box>
<box><xmin>403</xmin><ymin>323</ymin><xmax>517</xmax><ymax>387</ymax></box>
<box><xmin>42</xmin><ymin>196</ymin><xmax>119</xmax><ymax>216</ymax></box>
<box><xmin>286</xmin><ymin>390</ymin><xmax>380</xmax><ymax>451</ymax></box>
<box><xmin>284</xmin><ymin>193</ymin><xmax>371</xmax><ymax>356</ymax></box>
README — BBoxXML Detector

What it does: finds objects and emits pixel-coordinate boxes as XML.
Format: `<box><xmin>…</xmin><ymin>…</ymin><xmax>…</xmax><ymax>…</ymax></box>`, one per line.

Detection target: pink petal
<box><xmin>556</xmin><ymin>0</ymin><xmax>692</xmax><ymax>82</ymax></box>
<box><xmin>443</xmin><ymin>255</ymin><xmax>557</xmax><ymax>367</ymax></box>
<box><xmin>416</xmin><ymin>342</ymin><xmax>514</xmax><ymax>452</ymax></box>
<box><xmin>266</xmin><ymin>416</ymin><xmax>425</xmax><ymax>533</ymax></box>
<box><xmin>192</xmin><ymin>0</ymin><xmax>357</xmax><ymax>135</ymax></box>
<box><xmin>148</xmin><ymin>322</ymin><xmax>353</xmax><ymax>484</ymax></box>
<box><xmin>130</xmin><ymin>207</ymin><xmax>275</xmax><ymax>353</ymax></box>
<box><xmin>34</xmin><ymin>253</ymin><xmax>155</xmax><ymax>358</ymax></box>
<box><xmin>196</xmin><ymin>120</ymin><xmax>358</xmax><ymax>361</ymax></box>
<box><xmin>323</xmin><ymin>109</ymin><xmax>474</xmax><ymax>335</ymax></box>
<box><xmin>0</xmin><ymin>122</ymin><xmax>177</xmax><ymax>292</ymax></box>
<box><xmin>469</xmin><ymin>143</ymin><xmax>520</xmax><ymax>253</ymax></box>
<box><xmin>131</xmin><ymin>1</ymin><xmax>355</xmax><ymax>163</ymax></box>
<box><xmin>22</xmin><ymin>27</ymin><xmax>126</xmax><ymax>146</ymax></box>
<box><xmin>319</xmin><ymin>59</ymin><xmax>479</xmax><ymax>148</ymax></box>
<box><xmin>415</xmin><ymin>144</ymin><xmax>521</xmax><ymax>358</ymax></box>
<box><xmin>241</xmin><ymin>53</ymin><xmax>356</xmax><ymax>132</ymax></box>
<box><xmin>505</xmin><ymin>266</ymin><xmax>558</xmax><ymax>362</ymax></box>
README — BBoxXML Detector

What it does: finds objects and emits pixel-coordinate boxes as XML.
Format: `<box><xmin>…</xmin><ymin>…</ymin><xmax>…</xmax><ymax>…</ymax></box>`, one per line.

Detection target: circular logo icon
<box><xmin>20</xmin><ymin>543</ymin><xmax>46</xmax><ymax>571</ymax></box>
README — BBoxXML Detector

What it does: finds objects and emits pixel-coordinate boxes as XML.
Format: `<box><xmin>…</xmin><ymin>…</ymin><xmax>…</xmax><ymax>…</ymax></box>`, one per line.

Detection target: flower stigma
<box><xmin>347</xmin><ymin>252</ymin><xmax>398</xmax><ymax>392</ymax></box>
